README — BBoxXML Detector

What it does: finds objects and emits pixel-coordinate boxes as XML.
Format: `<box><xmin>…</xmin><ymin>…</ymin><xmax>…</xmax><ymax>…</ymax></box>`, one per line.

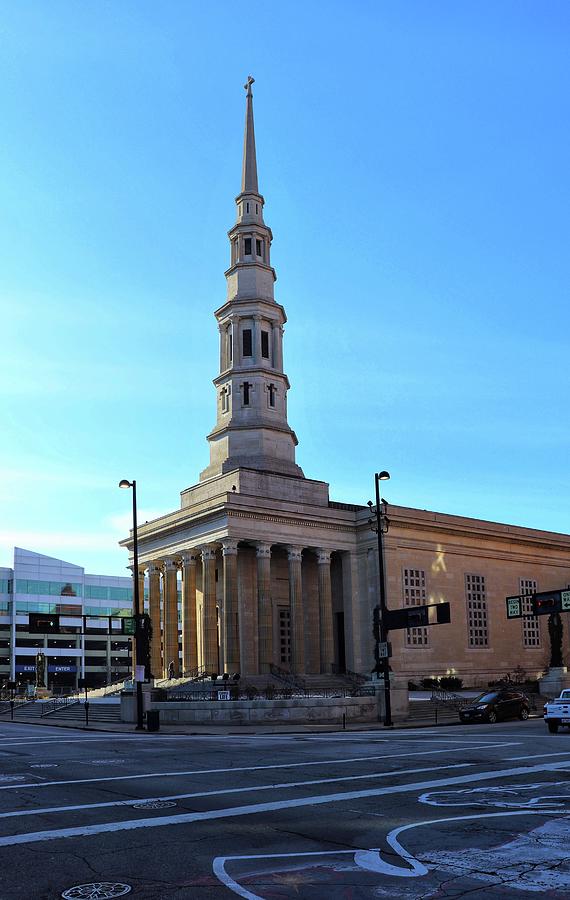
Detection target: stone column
<box><xmin>317</xmin><ymin>549</ymin><xmax>334</xmax><ymax>674</ymax></box>
<box><xmin>256</xmin><ymin>543</ymin><xmax>273</xmax><ymax>672</ymax></box>
<box><xmin>275</xmin><ymin>324</ymin><xmax>284</xmax><ymax>371</ymax></box>
<box><xmin>181</xmin><ymin>551</ymin><xmax>198</xmax><ymax>675</ymax></box>
<box><xmin>163</xmin><ymin>559</ymin><xmax>179</xmax><ymax>678</ymax></box>
<box><xmin>201</xmin><ymin>547</ymin><xmax>219</xmax><ymax>674</ymax></box>
<box><xmin>222</xmin><ymin>540</ymin><xmax>240</xmax><ymax>674</ymax></box>
<box><xmin>229</xmin><ymin>315</ymin><xmax>237</xmax><ymax>366</ymax></box>
<box><xmin>287</xmin><ymin>545</ymin><xmax>304</xmax><ymax>674</ymax></box>
<box><xmin>218</xmin><ymin>322</ymin><xmax>225</xmax><ymax>371</ymax></box>
<box><xmin>148</xmin><ymin>563</ymin><xmax>162</xmax><ymax>679</ymax></box>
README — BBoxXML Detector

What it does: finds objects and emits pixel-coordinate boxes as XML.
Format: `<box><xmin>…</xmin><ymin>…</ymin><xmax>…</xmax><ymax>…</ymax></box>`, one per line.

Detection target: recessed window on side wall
<box><xmin>256</xmin><ymin>239</ymin><xmax>262</xmax><ymax>257</ymax></box>
<box><xmin>242</xmin><ymin>329</ymin><xmax>252</xmax><ymax>357</ymax></box>
<box><xmin>244</xmin><ymin>237</ymin><xmax>252</xmax><ymax>255</ymax></box>
<box><xmin>268</xmin><ymin>384</ymin><xmax>276</xmax><ymax>408</ymax></box>
<box><xmin>279</xmin><ymin>608</ymin><xmax>291</xmax><ymax>664</ymax></box>
<box><xmin>403</xmin><ymin>568</ymin><xmax>428</xmax><ymax>647</ymax></box>
<box><xmin>261</xmin><ymin>331</ymin><xmax>269</xmax><ymax>359</ymax></box>
<box><xmin>243</xmin><ymin>382</ymin><xmax>250</xmax><ymax>406</ymax></box>
<box><xmin>520</xmin><ymin>578</ymin><xmax>540</xmax><ymax>647</ymax></box>
<box><xmin>466</xmin><ymin>574</ymin><xmax>488</xmax><ymax>647</ymax></box>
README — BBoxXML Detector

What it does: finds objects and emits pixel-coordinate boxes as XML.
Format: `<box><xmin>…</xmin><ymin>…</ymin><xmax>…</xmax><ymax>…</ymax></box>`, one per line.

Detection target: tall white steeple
<box><xmin>200</xmin><ymin>77</ymin><xmax>304</xmax><ymax>482</ymax></box>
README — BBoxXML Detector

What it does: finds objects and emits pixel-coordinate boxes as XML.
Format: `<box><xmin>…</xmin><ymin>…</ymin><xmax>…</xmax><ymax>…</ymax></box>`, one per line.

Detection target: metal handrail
<box><xmin>431</xmin><ymin>688</ymin><xmax>470</xmax><ymax>706</ymax></box>
<box><xmin>0</xmin><ymin>698</ymin><xmax>36</xmax><ymax>715</ymax></box>
<box><xmin>41</xmin><ymin>696</ymin><xmax>80</xmax><ymax>717</ymax></box>
<box><xmin>269</xmin><ymin>664</ymin><xmax>305</xmax><ymax>690</ymax></box>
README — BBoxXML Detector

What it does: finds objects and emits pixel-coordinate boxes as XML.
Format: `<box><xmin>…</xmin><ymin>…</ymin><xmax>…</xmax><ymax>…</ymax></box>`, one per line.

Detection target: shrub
<box><xmin>512</xmin><ymin>665</ymin><xmax>527</xmax><ymax>684</ymax></box>
<box><xmin>408</xmin><ymin>681</ymin><xmax>420</xmax><ymax>691</ymax></box>
<box><xmin>243</xmin><ymin>684</ymin><xmax>257</xmax><ymax>700</ymax></box>
<box><xmin>264</xmin><ymin>684</ymin><xmax>276</xmax><ymax>700</ymax></box>
<box><xmin>439</xmin><ymin>676</ymin><xmax>463</xmax><ymax>691</ymax></box>
<box><xmin>420</xmin><ymin>677</ymin><xmax>440</xmax><ymax>690</ymax></box>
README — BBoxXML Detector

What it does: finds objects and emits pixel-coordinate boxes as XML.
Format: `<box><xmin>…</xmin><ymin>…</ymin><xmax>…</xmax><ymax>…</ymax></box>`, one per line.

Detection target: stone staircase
<box><xmin>300</xmin><ymin>674</ymin><xmax>367</xmax><ymax>695</ymax></box>
<box><xmin>46</xmin><ymin>700</ymin><xmax>121</xmax><ymax>724</ymax></box>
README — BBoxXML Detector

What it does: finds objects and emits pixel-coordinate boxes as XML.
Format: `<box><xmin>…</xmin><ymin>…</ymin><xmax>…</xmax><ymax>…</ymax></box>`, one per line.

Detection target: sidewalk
<box><xmin>0</xmin><ymin>712</ymin><xmax>468</xmax><ymax>735</ymax></box>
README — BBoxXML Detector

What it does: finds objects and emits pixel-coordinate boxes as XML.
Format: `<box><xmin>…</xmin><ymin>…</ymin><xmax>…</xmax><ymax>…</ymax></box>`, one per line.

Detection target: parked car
<box><xmin>543</xmin><ymin>689</ymin><xmax>570</xmax><ymax>733</ymax></box>
<box><xmin>459</xmin><ymin>690</ymin><xmax>530</xmax><ymax>724</ymax></box>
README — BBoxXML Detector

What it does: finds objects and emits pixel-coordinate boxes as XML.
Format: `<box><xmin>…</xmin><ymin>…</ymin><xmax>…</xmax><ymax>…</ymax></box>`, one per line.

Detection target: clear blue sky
<box><xmin>1</xmin><ymin>2</ymin><xmax>568</xmax><ymax>576</ymax></box>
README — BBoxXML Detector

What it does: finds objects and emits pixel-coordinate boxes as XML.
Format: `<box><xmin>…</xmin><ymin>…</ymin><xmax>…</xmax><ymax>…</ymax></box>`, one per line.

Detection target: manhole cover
<box><xmin>131</xmin><ymin>800</ymin><xmax>177</xmax><ymax>810</ymax></box>
<box><xmin>61</xmin><ymin>883</ymin><xmax>131</xmax><ymax>899</ymax></box>
<box><xmin>31</xmin><ymin>763</ymin><xmax>58</xmax><ymax>769</ymax></box>
<box><xmin>0</xmin><ymin>775</ymin><xmax>26</xmax><ymax>783</ymax></box>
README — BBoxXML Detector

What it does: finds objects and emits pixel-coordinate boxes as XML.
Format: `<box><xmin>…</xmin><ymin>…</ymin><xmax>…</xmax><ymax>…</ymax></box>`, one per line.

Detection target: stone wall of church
<box><xmin>357</xmin><ymin>508</ymin><xmax>570</xmax><ymax>688</ymax></box>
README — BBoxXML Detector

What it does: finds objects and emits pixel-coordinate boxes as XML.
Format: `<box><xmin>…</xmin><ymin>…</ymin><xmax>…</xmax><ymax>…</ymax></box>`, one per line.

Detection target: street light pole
<box><xmin>370</xmin><ymin>470</ymin><xmax>392</xmax><ymax>727</ymax></box>
<box><xmin>119</xmin><ymin>478</ymin><xmax>144</xmax><ymax>731</ymax></box>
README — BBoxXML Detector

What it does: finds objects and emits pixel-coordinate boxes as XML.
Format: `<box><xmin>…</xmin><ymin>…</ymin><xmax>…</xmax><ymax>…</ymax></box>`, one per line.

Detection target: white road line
<box><xmin>0</xmin><ymin>735</ymin><xmax>212</xmax><ymax>748</ymax></box>
<box><xmin>0</xmin><ymin>759</ymin><xmax>567</xmax><ymax>848</ymax></box>
<box><xmin>0</xmin><ymin>741</ymin><xmax>520</xmax><ymax>792</ymax></box>
<box><xmin>506</xmin><ymin>751</ymin><xmax>570</xmax><ymax>760</ymax></box>
<box><xmin>0</xmin><ymin>763</ymin><xmax>471</xmax><ymax>820</ymax></box>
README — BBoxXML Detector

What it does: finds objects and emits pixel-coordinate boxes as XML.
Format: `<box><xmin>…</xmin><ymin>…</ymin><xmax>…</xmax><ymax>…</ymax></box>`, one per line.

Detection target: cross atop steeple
<box><xmin>241</xmin><ymin>74</ymin><xmax>258</xmax><ymax>194</ymax></box>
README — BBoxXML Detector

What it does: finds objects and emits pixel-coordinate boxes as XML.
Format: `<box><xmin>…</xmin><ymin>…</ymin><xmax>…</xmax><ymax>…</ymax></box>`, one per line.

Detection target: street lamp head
<box><xmin>367</xmin><ymin>500</ymin><xmax>374</xmax><ymax>508</ymax></box>
<box><xmin>119</xmin><ymin>479</ymin><xmax>132</xmax><ymax>490</ymax></box>
<box><xmin>377</xmin><ymin>471</ymin><xmax>390</xmax><ymax>481</ymax></box>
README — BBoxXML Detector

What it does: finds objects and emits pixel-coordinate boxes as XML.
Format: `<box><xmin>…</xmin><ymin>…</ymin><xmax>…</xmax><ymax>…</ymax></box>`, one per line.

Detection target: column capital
<box><xmin>316</xmin><ymin>549</ymin><xmax>332</xmax><ymax>566</ymax></box>
<box><xmin>163</xmin><ymin>558</ymin><xmax>178</xmax><ymax>572</ymax></box>
<box><xmin>148</xmin><ymin>562</ymin><xmax>162</xmax><ymax>576</ymax></box>
<box><xmin>201</xmin><ymin>546</ymin><xmax>217</xmax><ymax>562</ymax></box>
<box><xmin>222</xmin><ymin>539</ymin><xmax>239</xmax><ymax>556</ymax></box>
<box><xmin>256</xmin><ymin>542</ymin><xmax>272</xmax><ymax>559</ymax></box>
<box><xmin>287</xmin><ymin>545</ymin><xmax>303</xmax><ymax>563</ymax></box>
<box><xmin>180</xmin><ymin>550</ymin><xmax>198</xmax><ymax>566</ymax></box>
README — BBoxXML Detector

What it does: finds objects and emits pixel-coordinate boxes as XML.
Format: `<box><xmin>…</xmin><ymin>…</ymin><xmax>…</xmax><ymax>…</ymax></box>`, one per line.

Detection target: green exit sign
<box><xmin>562</xmin><ymin>590</ymin><xmax>570</xmax><ymax>612</ymax></box>
<box><xmin>122</xmin><ymin>617</ymin><xmax>136</xmax><ymax>636</ymax></box>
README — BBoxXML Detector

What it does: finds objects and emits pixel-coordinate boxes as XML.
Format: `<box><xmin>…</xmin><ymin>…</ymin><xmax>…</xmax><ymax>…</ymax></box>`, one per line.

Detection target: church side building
<box><xmin>120</xmin><ymin>80</ymin><xmax>570</xmax><ymax>688</ymax></box>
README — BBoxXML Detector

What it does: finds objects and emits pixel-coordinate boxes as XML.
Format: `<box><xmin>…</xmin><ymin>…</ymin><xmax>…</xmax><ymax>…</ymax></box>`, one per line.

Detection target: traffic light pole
<box><xmin>374</xmin><ymin>473</ymin><xmax>393</xmax><ymax>728</ymax></box>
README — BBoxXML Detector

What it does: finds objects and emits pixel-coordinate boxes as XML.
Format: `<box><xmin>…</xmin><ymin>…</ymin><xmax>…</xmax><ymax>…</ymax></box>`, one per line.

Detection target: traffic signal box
<box><xmin>532</xmin><ymin>589</ymin><xmax>570</xmax><ymax>616</ymax></box>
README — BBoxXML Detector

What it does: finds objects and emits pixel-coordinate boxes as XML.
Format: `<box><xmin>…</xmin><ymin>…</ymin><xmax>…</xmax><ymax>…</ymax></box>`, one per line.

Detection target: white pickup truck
<box><xmin>544</xmin><ymin>689</ymin><xmax>570</xmax><ymax>733</ymax></box>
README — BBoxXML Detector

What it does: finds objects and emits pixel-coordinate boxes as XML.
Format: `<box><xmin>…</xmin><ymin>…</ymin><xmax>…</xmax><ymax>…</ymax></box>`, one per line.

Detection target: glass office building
<box><xmin>0</xmin><ymin>548</ymin><xmax>134</xmax><ymax>690</ymax></box>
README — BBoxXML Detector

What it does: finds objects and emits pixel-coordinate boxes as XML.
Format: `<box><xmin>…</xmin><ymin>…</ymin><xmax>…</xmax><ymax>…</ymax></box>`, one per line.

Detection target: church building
<box><xmin>120</xmin><ymin>80</ymin><xmax>570</xmax><ymax>689</ymax></box>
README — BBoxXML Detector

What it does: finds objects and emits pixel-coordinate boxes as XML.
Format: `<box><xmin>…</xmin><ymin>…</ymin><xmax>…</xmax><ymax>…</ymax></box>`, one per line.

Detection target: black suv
<box><xmin>459</xmin><ymin>690</ymin><xmax>530</xmax><ymax>724</ymax></box>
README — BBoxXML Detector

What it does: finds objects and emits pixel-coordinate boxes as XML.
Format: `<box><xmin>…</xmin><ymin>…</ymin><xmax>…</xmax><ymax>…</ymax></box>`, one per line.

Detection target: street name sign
<box><xmin>122</xmin><ymin>617</ymin><xmax>136</xmax><ymax>636</ymax></box>
<box><xmin>384</xmin><ymin>601</ymin><xmax>451</xmax><ymax>631</ymax></box>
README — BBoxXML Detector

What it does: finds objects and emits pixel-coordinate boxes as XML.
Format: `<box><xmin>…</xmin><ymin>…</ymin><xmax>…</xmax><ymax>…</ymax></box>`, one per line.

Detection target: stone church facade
<box><xmin>121</xmin><ymin>80</ymin><xmax>570</xmax><ymax>688</ymax></box>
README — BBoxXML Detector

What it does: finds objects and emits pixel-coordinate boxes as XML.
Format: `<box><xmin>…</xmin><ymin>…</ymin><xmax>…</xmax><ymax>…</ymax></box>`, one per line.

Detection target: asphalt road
<box><xmin>0</xmin><ymin>718</ymin><xmax>568</xmax><ymax>899</ymax></box>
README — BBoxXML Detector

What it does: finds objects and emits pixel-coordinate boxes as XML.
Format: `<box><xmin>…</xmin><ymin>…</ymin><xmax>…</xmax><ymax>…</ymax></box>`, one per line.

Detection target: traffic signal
<box><xmin>372</xmin><ymin>606</ymin><xmax>381</xmax><ymax>642</ymax></box>
<box><xmin>532</xmin><ymin>591</ymin><xmax>562</xmax><ymax>616</ymax></box>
